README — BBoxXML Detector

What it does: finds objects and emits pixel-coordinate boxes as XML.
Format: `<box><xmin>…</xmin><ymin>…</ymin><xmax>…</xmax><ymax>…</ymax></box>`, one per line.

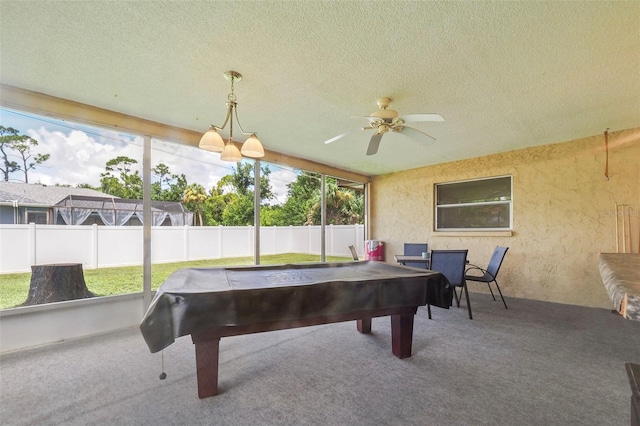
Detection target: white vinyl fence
<box><xmin>0</xmin><ymin>224</ymin><xmax>365</xmax><ymax>274</ymax></box>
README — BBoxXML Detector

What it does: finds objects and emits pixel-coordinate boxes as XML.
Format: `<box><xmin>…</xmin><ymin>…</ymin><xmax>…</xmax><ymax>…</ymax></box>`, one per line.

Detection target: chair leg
<box><xmin>453</xmin><ymin>287</ymin><xmax>461</xmax><ymax>307</ymax></box>
<box><xmin>427</xmin><ymin>303</ymin><xmax>432</xmax><ymax>319</ymax></box>
<box><xmin>493</xmin><ymin>280</ymin><xmax>508</xmax><ymax>309</ymax></box>
<box><xmin>486</xmin><ymin>282</ymin><xmax>497</xmax><ymax>301</ymax></box>
<box><xmin>463</xmin><ymin>282</ymin><xmax>473</xmax><ymax>319</ymax></box>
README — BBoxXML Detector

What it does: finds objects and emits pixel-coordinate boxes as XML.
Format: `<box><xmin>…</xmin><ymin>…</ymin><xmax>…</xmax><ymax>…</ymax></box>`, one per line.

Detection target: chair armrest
<box><xmin>464</xmin><ymin>265</ymin><xmax>485</xmax><ymax>276</ymax></box>
<box><xmin>464</xmin><ymin>265</ymin><xmax>496</xmax><ymax>281</ymax></box>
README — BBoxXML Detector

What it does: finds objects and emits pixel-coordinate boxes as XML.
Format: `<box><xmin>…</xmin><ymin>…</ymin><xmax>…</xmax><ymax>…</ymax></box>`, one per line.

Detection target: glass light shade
<box><xmin>220</xmin><ymin>142</ymin><xmax>242</xmax><ymax>162</ymax></box>
<box><xmin>240</xmin><ymin>134</ymin><xmax>265</xmax><ymax>158</ymax></box>
<box><xmin>199</xmin><ymin>127</ymin><xmax>225</xmax><ymax>152</ymax></box>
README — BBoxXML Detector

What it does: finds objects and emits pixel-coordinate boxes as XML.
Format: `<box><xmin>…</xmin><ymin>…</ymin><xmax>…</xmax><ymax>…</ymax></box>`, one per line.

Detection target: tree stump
<box><xmin>21</xmin><ymin>263</ymin><xmax>95</xmax><ymax>306</ymax></box>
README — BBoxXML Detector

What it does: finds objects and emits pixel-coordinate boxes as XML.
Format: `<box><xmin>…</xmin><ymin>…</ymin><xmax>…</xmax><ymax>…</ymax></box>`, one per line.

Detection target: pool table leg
<box><xmin>193</xmin><ymin>336</ymin><xmax>221</xmax><ymax>398</ymax></box>
<box><xmin>356</xmin><ymin>318</ymin><xmax>372</xmax><ymax>334</ymax></box>
<box><xmin>390</xmin><ymin>313</ymin><xmax>414</xmax><ymax>358</ymax></box>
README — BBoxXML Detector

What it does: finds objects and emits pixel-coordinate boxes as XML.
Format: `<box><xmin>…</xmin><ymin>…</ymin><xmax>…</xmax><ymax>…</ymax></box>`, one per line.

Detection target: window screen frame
<box><xmin>434</xmin><ymin>175</ymin><xmax>513</xmax><ymax>231</ymax></box>
<box><xmin>25</xmin><ymin>210</ymin><xmax>49</xmax><ymax>225</ymax></box>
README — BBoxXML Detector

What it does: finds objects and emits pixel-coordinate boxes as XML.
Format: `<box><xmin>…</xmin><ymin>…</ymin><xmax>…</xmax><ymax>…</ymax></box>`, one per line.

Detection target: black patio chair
<box><xmin>403</xmin><ymin>243</ymin><xmax>428</xmax><ymax>269</ymax></box>
<box><xmin>429</xmin><ymin>249</ymin><xmax>470</xmax><ymax>319</ymax></box>
<box><xmin>465</xmin><ymin>246</ymin><xmax>509</xmax><ymax>309</ymax></box>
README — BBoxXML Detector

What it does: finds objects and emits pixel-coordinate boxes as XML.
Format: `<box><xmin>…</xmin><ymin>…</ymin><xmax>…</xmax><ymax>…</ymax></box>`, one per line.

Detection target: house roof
<box><xmin>0</xmin><ymin>183</ymin><xmax>189</xmax><ymax>216</ymax></box>
<box><xmin>0</xmin><ymin>2</ymin><xmax>638</xmax><ymax>177</ymax></box>
<box><xmin>0</xmin><ymin>182</ymin><xmax>110</xmax><ymax>207</ymax></box>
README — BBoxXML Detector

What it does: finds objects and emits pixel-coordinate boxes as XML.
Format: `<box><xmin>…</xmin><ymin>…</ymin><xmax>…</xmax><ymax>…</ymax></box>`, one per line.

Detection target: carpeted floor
<box><xmin>1</xmin><ymin>293</ymin><xmax>639</xmax><ymax>425</ymax></box>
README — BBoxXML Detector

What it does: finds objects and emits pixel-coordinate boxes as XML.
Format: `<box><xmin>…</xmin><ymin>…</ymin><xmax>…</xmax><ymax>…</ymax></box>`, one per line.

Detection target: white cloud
<box><xmin>26</xmin><ymin>126</ymin><xmax>139</xmax><ymax>187</ymax></box>
<box><xmin>268</xmin><ymin>167</ymin><xmax>298</xmax><ymax>204</ymax></box>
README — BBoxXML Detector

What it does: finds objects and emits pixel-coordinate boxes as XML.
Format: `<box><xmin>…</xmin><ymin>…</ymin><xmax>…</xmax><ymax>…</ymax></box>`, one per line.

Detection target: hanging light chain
<box><xmin>228</xmin><ymin>75</ymin><xmax>237</xmax><ymax>103</ymax></box>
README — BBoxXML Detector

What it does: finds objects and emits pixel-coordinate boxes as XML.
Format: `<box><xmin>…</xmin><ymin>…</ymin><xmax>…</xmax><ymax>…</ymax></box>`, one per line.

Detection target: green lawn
<box><xmin>0</xmin><ymin>253</ymin><xmax>351</xmax><ymax>310</ymax></box>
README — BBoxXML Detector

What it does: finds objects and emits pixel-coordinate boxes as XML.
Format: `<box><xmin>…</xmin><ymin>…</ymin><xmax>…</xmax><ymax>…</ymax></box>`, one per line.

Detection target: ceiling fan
<box><xmin>324</xmin><ymin>98</ymin><xmax>444</xmax><ymax>155</ymax></box>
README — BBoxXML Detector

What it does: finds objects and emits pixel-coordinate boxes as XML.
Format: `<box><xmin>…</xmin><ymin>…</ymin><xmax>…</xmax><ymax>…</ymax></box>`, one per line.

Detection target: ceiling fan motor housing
<box><xmin>370</xmin><ymin>109</ymin><xmax>398</xmax><ymax>120</ymax></box>
<box><xmin>370</xmin><ymin>98</ymin><xmax>399</xmax><ymax>121</ymax></box>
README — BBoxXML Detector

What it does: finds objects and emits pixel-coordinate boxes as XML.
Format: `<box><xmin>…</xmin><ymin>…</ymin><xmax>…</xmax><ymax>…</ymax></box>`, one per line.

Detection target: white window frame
<box><xmin>435</xmin><ymin>175</ymin><xmax>512</xmax><ymax>231</ymax></box>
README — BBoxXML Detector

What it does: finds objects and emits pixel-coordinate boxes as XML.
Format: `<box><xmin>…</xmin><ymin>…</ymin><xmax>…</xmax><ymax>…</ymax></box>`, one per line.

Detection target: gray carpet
<box><xmin>1</xmin><ymin>293</ymin><xmax>639</xmax><ymax>425</ymax></box>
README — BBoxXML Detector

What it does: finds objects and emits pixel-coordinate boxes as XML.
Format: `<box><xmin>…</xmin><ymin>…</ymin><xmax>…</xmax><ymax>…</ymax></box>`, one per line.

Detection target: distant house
<box><xmin>0</xmin><ymin>182</ymin><xmax>193</xmax><ymax>226</ymax></box>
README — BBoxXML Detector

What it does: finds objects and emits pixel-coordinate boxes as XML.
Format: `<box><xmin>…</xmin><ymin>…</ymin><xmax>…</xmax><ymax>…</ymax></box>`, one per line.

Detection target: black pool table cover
<box><xmin>140</xmin><ymin>261</ymin><xmax>452</xmax><ymax>353</ymax></box>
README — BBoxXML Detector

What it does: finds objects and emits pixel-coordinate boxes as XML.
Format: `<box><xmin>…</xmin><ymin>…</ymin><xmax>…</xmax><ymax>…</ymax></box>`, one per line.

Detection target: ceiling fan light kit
<box><xmin>325</xmin><ymin>98</ymin><xmax>444</xmax><ymax>156</ymax></box>
<box><xmin>199</xmin><ymin>70</ymin><xmax>265</xmax><ymax>162</ymax></box>
<box><xmin>376</xmin><ymin>124</ymin><xmax>390</xmax><ymax>135</ymax></box>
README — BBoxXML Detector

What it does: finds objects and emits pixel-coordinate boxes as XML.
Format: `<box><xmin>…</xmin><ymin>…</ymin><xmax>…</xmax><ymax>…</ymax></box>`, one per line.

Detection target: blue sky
<box><xmin>0</xmin><ymin>107</ymin><xmax>296</xmax><ymax>204</ymax></box>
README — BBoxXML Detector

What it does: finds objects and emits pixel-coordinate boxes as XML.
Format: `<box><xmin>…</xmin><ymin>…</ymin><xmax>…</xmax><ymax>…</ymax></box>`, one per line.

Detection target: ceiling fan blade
<box><xmin>399</xmin><ymin>113</ymin><xmax>444</xmax><ymax>123</ymax></box>
<box><xmin>352</xmin><ymin>115</ymin><xmax>386</xmax><ymax>125</ymax></box>
<box><xmin>324</xmin><ymin>131</ymin><xmax>351</xmax><ymax>144</ymax></box>
<box><xmin>398</xmin><ymin>126</ymin><xmax>437</xmax><ymax>144</ymax></box>
<box><xmin>366</xmin><ymin>133</ymin><xmax>383</xmax><ymax>156</ymax></box>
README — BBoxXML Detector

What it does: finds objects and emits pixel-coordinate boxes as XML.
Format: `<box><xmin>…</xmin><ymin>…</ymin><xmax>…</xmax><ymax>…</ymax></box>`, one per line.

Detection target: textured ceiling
<box><xmin>1</xmin><ymin>1</ymin><xmax>638</xmax><ymax>177</ymax></box>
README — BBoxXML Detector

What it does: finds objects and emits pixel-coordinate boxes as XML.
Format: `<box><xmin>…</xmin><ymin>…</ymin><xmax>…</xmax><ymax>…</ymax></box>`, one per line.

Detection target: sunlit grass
<box><xmin>0</xmin><ymin>253</ymin><xmax>351</xmax><ymax>310</ymax></box>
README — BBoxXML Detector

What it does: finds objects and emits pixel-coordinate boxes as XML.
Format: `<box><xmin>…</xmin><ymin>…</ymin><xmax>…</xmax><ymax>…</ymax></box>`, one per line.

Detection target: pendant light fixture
<box><xmin>199</xmin><ymin>71</ymin><xmax>265</xmax><ymax>162</ymax></box>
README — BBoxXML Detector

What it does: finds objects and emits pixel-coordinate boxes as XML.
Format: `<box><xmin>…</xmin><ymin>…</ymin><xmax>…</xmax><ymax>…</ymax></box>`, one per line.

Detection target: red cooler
<box><xmin>364</xmin><ymin>240</ymin><xmax>384</xmax><ymax>261</ymax></box>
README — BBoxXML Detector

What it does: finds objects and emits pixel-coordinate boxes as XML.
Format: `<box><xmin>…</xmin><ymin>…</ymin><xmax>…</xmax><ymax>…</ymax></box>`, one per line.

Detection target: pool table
<box><xmin>140</xmin><ymin>261</ymin><xmax>451</xmax><ymax>398</ymax></box>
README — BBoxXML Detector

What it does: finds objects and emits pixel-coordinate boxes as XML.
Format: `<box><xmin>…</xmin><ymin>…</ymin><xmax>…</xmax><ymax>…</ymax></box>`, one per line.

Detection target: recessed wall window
<box><xmin>25</xmin><ymin>210</ymin><xmax>48</xmax><ymax>225</ymax></box>
<box><xmin>435</xmin><ymin>176</ymin><xmax>512</xmax><ymax>231</ymax></box>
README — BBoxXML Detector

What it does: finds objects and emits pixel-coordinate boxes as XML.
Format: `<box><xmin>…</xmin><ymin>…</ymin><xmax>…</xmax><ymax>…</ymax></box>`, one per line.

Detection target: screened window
<box><xmin>25</xmin><ymin>210</ymin><xmax>48</xmax><ymax>225</ymax></box>
<box><xmin>435</xmin><ymin>176</ymin><xmax>512</xmax><ymax>230</ymax></box>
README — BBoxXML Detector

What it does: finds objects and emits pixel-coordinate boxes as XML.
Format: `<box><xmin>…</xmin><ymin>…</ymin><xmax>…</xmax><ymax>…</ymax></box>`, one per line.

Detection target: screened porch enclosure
<box><xmin>54</xmin><ymin>195</ymin><xmax>193</xmax><ymax>226</ymax></box>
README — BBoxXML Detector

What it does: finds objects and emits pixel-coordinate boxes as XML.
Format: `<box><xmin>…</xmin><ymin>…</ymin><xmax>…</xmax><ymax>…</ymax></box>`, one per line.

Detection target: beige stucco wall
<box><xmin>370</xmin><ymin>128</ymin><xmax>639</xmax><ymax>308</ymax></box>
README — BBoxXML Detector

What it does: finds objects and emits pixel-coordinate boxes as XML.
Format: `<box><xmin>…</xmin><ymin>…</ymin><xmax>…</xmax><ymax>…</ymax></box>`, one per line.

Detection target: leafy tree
<box><xmin>0</xmin><ymin>126</ymin><xmax>20</xmax><ymax>181</ymax></box>
<box><xmin>307</xmin><ymin>178</ymin><xmax>364</xmax><ymax>225</ymax></box>
<box><xmin>271</xmin><ymin>173</ymin><xmax>363</xmax><ymax>226</ymax></box>
<box><xmin>222</xmin><ymin>193</ymin><xmax>254</xmax><ymax>226</ymax></box>
<box><xmin>183</xmin><ymin>183</ymin><xmax>208</xmax><ymax>226</ymax></box>
<box><xmin>152</xmin><ymin>163</ymin><xmax>187</xmax><ymax>201</ymax></box>
<box><xmin>215</xmin><ymin>162</ymin><xmax>276</xmax><ymax>226</ymax></box>
<box><xmin>225</xmin><ymin>162</ymin><xmax>274</xmax><ymax>202</ymax></box>
<box><xmin>228</xmin><ymin>162</ymin><xmax>252</xmax><ymax>196</ymax></box>
<box><xmin>276</xmin><ymin>172</ymin><xmax>321</xmax><ymax>225</ymax></box>
<box><xmin>99</xmin><ymin>156</ymin><xmax>143</xmax><ymax>199</ymax></box>
<box><xmin>0</xmin><ymin>126</ymin><xmax>49</xmax><ymax>183</ymax></box>
<box><xmin>259</xmin><ymin>204</ymin><xmax>284</xmax><ymax>226</ymax></box>
<box><xmin>203</xmin><ymin>189</ymin><xmax>235</xmax><ymax>226</ymax></box>
<box><xmin>92</xmin><ymin>155</ymin><xmax>364</xmax><ymax>228</ymax></box>
<box><xmin>12</xmin><ymin>135</ymin><xmax>50</xmax><ymax>184</ymax></box>
<box><xmin>76</xmin><ymin>183</ymin><xmax>99</xmax><ymax>190</ymax></box>
<box><xmin>257</xmin><ymin>165</ymin><xmax>275</xmax><ymax>202</ymax></box>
